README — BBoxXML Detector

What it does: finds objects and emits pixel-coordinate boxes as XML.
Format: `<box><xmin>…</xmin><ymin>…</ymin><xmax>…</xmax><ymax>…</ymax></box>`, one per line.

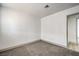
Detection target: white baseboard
<box><xmin>41</xmin><ymin>39</ymin><xmax>67</xmax><ymax>48</ymax></box>
<box><xmin>0</xmin><ymin>39</ymin><xmax>40</xmax><ymax>52</ymax></box>
<box><xmin>0</xmin><ymin>39</ymin><xmax>77</xmax><ymax>53</ymax></box>
<box><xmin>41</xmin><ymin>39</ymin><xmax>79</xmax><ymax>53</ymax></box>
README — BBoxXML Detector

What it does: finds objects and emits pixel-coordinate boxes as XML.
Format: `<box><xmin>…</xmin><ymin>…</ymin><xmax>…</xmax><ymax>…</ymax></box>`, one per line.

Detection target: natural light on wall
<box><xmin>7</xmin><ymin>18</ymin><xmax>16</xmax><ymax>34</ymax></box>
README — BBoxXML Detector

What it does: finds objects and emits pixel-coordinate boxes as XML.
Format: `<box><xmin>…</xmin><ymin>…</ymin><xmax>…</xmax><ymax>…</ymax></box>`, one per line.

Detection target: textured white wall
<box><xmin>41</xmin><ymin>5</ymin><xmax>79</xmax><ymax>47</ymax></box>
<box><xmin>0</xmin><ymin>7</ymin><xmax>41</xmax><ymax>50</ymax></box>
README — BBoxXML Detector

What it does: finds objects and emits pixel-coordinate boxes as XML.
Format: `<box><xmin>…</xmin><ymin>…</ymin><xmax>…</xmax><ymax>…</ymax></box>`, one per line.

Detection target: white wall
<box><xmin>0</xmin><ymin>7</ymin><xmax>41</xmax><ymax>50</ymax></box>
<box><xmin>41</xmin><ymin>5</ymin><xmax>79</xmax><ymax>47</ymax></box>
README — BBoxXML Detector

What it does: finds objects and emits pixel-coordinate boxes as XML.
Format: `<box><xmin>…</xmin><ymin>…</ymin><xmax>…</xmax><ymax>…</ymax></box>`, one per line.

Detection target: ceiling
<box><xmin>2</xmin><ymin>3</ymin><xmax>79</xmax><ymax>18</ymax></box>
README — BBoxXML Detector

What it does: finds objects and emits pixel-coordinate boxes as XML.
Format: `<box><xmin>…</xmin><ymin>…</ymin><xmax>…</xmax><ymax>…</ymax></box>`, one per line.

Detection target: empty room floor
<box><xmin>0</xmin><ymin>40</ymin><xmax>79</xmax><ymax>56</ymax></box>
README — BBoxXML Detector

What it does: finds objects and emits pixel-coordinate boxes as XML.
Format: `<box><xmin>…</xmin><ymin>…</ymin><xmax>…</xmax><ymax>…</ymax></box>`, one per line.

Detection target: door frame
<box><xmin>67</xmin><ymin>13</ymin><xmax>79</xmax><ymax>47</ymax></box>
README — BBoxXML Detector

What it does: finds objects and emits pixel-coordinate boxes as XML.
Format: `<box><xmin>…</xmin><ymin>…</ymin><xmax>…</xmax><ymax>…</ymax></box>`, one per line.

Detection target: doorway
<box><xmin>77</xmin><ymin>18</ymin><xmax>79</xmax><ymax>45</ymax></box>
<box><xmin>67</xmin><ymin>13</ymin><xmax>79</xmax><ymax>52</ymax></box>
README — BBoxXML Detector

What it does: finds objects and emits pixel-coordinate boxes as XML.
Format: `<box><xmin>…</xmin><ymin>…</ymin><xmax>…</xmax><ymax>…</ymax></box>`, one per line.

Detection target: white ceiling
<box><xmin>2</xmin><ymin>3</ymin><xmax>79</xmax><ymax>18</ymax></box>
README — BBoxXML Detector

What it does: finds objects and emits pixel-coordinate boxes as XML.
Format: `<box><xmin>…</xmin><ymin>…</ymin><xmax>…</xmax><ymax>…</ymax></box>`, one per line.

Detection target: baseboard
<box><xmin>41</xmin><ymin>39</ymin><xmax>79</xmax><ymax>53</ymax></box>
<box><xmin>0</xmin><ymin>39</ymin><xmax>40</xmax><ymax>52</ymax></box>
<box><xmin>41</xmin><ymin>39</ymin><xmax>67</xmax><ymax>48</ymax></box>
<box><xmin>0</xmin><ymin>39</ymin><xmax>78</xmax><ymax>53</ymax></box>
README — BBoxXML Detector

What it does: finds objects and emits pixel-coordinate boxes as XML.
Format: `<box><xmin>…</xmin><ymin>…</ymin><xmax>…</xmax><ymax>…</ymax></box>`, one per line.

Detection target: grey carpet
<box><xmin>0</xmin><ymin>40</ymin><xmax>79</xmax><ymax>56</ymax></box>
